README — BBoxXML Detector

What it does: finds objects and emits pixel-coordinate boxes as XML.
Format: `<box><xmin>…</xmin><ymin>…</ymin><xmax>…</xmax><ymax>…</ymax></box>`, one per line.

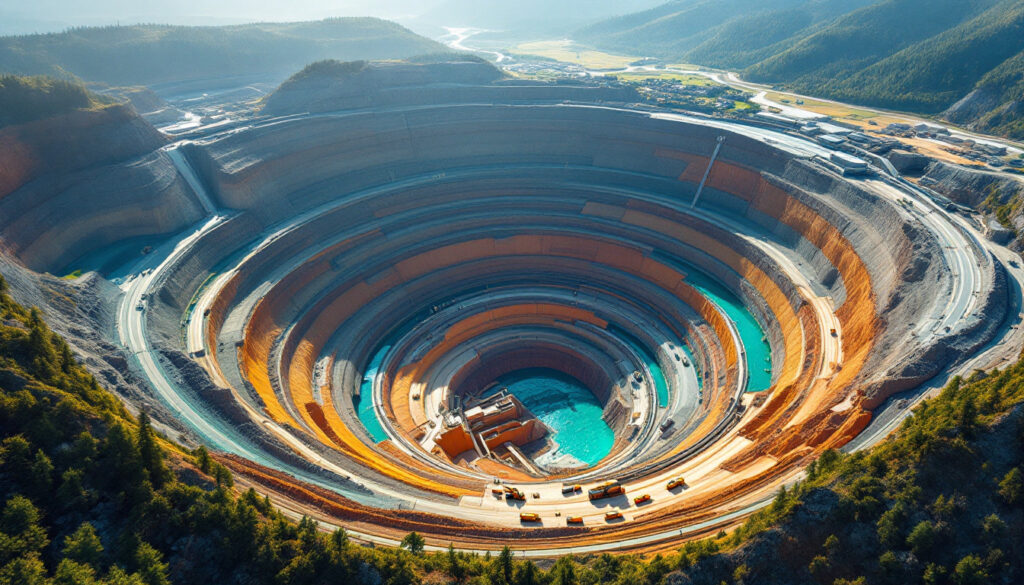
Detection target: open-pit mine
<box><xmin>1</xmin><ymin>60</ymin><xmax>1018</xmax><ymax>555</ymax></box>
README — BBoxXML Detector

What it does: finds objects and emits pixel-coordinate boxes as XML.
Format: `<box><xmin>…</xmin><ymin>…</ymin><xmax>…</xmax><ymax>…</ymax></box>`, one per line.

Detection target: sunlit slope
<box><xmin>0</xmin><ymin>18</ymin><xmax>445</xmax><ymax>87</ymax></box>
<box><xmin>580</xmin><ymin>0</ymin><xmax>1024</xmax><ymax>137</ymax></box>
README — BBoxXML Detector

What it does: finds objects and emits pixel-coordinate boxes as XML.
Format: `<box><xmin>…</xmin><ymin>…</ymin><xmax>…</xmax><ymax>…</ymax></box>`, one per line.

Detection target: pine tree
<box><xmin>998</xmin><ymin>467</ymin><xmax>1022</xmax><ymax>504</ymax></box>
<box><xmin>63</xmin><ymin>522</ymin><xmax>104</xmax><ymax>569</ymax></box>
<box><xmin>550</xmin><ymin>556</ymin><xmax>577</xmax><ymax>585</ymax></box>
<box><xmin>28</xmin><ymin>450</ymin><xmax>53</xmax><ymax>495</ymax></box>
<box><xmin>136</xmin><ymin>413</ymin><xmax>167</xmax><ymax>490</ymax></box>
<box><xmin>330</xmin><ymin>528</ymin><xmax>348</xmax><ymax>553</ymax></box>
<box><xmin>26</xmin><ymin>309</ymin><xmax>56</xmax><ymax>380</ymax></box>
<box><xmin>513</xmin><ymin>561</ymin><xmax>543</xmax><ymax>585</ymax></box>
<box><xmin>132</xmin><ymin>542</ymin><xmax>169</xmax><ymax>585</ymax></box>
<box><xmin>446</xmin><ymin>543</ymin><xmax>465</xmax><ymax>583</ymax></box>
<box><xmin>400</xmin><ymin>531</ymin><xmax>425</xmax><ymax>555</ymax></box>
<box><xmin>59</xmin><ymin>341</ymin><xmax>74</xmax><ymax>374</ymax></box>
<box><xmin>490</xmin><ymin>545</ymin><xmax>513</xmax><ymax>585</ymax></box>
<box><xmin>53</xmin><ymin>558</ymin><xmax>98</xmax><ymax>585</ymax></box>
<box><xmin>194</xmin><ymin>445</ymin><xmax>211</xmax><ymax>474</ymax></box>
<box><xmin>213</xmin><ymin>463</ymin><xmax>233</xmax><ymax>488</ymax></box>
<box><xmin>0</xmin><ymin>496</ymin><xmax>49</xmax><ymax>564</ymax></box>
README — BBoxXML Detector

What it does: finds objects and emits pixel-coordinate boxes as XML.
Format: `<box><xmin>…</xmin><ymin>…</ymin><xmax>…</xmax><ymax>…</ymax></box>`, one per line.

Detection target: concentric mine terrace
<box><xmin>1</xmin><ymin>62</ymin><xmax>1014</xmax><ymax>554</ymax></box>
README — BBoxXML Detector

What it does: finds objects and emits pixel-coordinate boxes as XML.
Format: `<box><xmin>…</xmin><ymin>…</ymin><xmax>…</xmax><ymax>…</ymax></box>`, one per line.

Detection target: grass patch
<box><xmin>512</xmin><ymin>40</ymin><xmax>637</xmax><ymax>70</ymax></box>
<box><xmin>765</xmin><ymin>91</ymin><xmax>879</xmax><ymax>120</ymax></box>
<box><xmin>666</xmin><ymin>63</ymin><xmax>705</xmax><ymax>71</ymax></box>
<box><xmin>611</xmin><ymin>72</ymin><xmax>716</xmax><ymax>85</ymax></box>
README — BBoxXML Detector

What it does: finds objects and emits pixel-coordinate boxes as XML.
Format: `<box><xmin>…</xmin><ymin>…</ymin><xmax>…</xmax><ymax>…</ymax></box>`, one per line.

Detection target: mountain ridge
<box><xmin>578</xmin><ymin>0</ymin><xmax>1024</xmax><ymax>138</ymax></box>
<box><xmin>0</xmin><ymin>18</ymin><xmax>445</xmax><ymax>89</ymax></box>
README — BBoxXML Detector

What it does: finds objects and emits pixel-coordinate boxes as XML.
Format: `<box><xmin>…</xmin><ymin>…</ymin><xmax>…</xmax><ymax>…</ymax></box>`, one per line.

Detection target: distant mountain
<box><xmin>413</xmin><ymin>0</ymin><xmax>665</xmax><ymax>36</ymax></box>
<box><xmin>0</xmin><ymin>1</ymin><xmax>446</xmax><ymax>34</ymax></box>
<box><xmin>948</xmin><ymin>51</ymin><xmax>1024</xmax><ymax>138</ymax></box>
<box><xmin>576</xmin><ymin>0</ymin><xmax>873</xmax><ymax>65</ymax></box>
<box><xmin>745</xmin><ymin>0</ymin><xmax>1022</xmax><ymax>110</ymax></box>
<box><xmin>579</xmin><ymin>0</ymin><xmax>1024</xmax><ymax>138</ymax></box>
<box><xmin>0</xmin><ymin>18</ymin><xmax>445</xmax><ymax>89</ymax></box>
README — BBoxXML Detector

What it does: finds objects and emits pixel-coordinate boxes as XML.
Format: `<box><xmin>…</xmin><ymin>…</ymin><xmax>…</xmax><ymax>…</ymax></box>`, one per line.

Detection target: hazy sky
<box><xmin>0</xmin><ymin>0</ymin><xmax>661</xmax><ymax>36</ymax></box>
<box><xmin>0</xmin><ymin>1</ymin><xmax>442</xmax><ymax>33</ymax></box>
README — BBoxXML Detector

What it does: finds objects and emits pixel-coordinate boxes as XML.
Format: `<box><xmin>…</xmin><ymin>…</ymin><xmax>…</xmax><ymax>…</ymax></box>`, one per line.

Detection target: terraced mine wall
<box><xmin>0</xmin><ymin>105</ymin><xmax>204</xmax><ymax>272</ymax></box>
<box><xmin>153</xmin><ymin>214</ymin><xmax>264</xmax><ymax>318</ymax></box>
<box><xmin>184</xmin><ymin>104</ymin><xmax>951</xmax><ymax>398</ymax></box>
<box><xmin>170</xmin><ymin>105</ymin><xmax>921</xmax><ymax>481</ymax></box>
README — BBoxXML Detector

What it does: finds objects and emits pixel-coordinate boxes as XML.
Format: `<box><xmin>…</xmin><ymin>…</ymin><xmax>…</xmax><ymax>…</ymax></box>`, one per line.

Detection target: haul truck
<box><xmin>504</xmin><ymin>486</ymin><xmax>526</xmax><ymax>501</ymax></box>
<box><xmin>588</xmin><ymin>480</ymin><xmax>624</xmax><ymax>501</ymax></box>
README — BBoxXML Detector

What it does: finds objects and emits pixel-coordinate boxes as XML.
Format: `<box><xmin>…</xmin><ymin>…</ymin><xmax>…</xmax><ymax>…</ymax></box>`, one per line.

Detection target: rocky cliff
<box><xmin>0</xmin><ymin>104</ymin><xmax>204</xmax><ymax>272</ymax></box>
<box><xmin>919</xmin><ymin>161</ymin><xmax>1024</xmax><ymax>249</ymax></box>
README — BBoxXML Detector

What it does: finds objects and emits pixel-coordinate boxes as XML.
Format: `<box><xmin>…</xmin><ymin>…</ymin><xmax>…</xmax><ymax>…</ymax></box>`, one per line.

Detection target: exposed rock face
<box><xmin>0</xmin><ymin>254</ymin><xmax>182</xmax><ymax>434</ymax></box>
<box><xmin>943</xmin><ymin>87</ymin><xmax>1004</xmax><ymax>127</ymax></box>
<box><xmin>919</xmin><ymin>161</ymin><xmax>1024</xmax><ymax>251</ymax></box>
<box><xmin>0</xmin><ymin>104</ymin><xmax>204</xmax><ymax>272</ymax></box>
<box><xmin>885</xmin><ymin>149</ymin><xmax>932</xmax><ymax>175</ymax></box>
<box><xmin>863</xmin><ymin>261</ymin><xmax>1009</xmax><ymax>409</ymax></box>
<box><xmin>0</xmin><ymin>104</ymin><xmax>164</xmax><ymax>192</ymax></box>
<box><xmin>781</xmin><ymin>162</ymin><xmax>986</xmax><ymax>410</ymax></box>
<box><xmin>943</xmin><ymin>86</ymin><xmax>1024</xmax><ymax>139</ymax></box>
<box><xmin>920</xmin><ymin>161</ymin><xmax>1024</xmax><ymax>210</ymax></box>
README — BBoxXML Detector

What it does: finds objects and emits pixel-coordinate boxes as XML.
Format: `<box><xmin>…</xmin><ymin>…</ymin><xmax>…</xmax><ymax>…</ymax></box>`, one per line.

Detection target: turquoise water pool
<box><xmin>354</xmin><ymin>344</ymin><xmax>390</xmax><ymax>443</ymax></box>
<box><xmin>683</xmin><ymin>270</ymin><xmax>773</xmax><ymax>393</ymax></box>
<box><xmin>350</xmin><ymin>260</ymin><xmax>772</xmax><ymax>453</ymax></box>
<box><xmin>487</xmin><ymin>369</ymin><xmax>615</xmax><ymax>466</ymax></box>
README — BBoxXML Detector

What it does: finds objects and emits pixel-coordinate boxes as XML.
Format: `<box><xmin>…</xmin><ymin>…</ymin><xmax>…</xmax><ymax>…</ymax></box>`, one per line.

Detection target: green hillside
<box><xmin>0</xmin><ymin>18</ymin><xmax>445</xmax><ymax>88</ymax></box>
<box><xmin>963</xmin><ymin>51</ymin><xmax>1024</xmax><ymax>138</ymax></box>
<box><xmin>747</xmin><ymin>0</ymin><xmax>1022</xmax><ymax>112</ymax></box>
<box><xmin>578</xmin><ymin>0</ymin><xmax>1024</xmax><ymax>138</ymax></box>
<box><xmin>575</xmin><ymin>0</ymin><xmax>872</xmax><ymax>64</ymax></box>
<box><xmin>0</xmin><ymin>75</ymin><xmax>112</xmax><ymax>127</ymax></box>
<box><xmin>0</xmin><ymin>273</ymin><xmax>447</xmax><ymax>585</ymax></box>
<box><xmin>683</xmin><ymin>0</ymin><xmax>875</xmax><ymax>69</ymax></box>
